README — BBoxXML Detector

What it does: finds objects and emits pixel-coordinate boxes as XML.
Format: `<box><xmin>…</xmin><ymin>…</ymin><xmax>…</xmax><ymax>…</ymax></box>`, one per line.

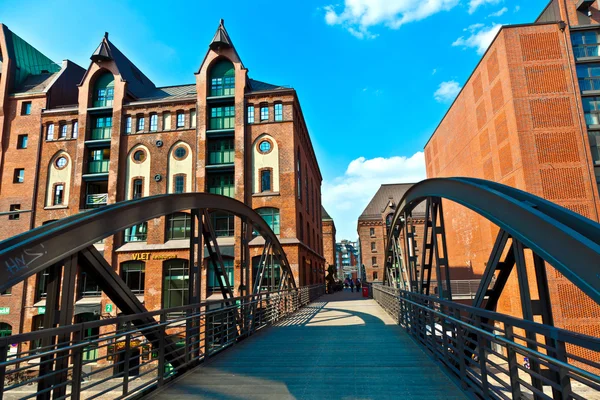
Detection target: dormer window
<box><xmin>92</xmin><ymin>73</ymin><xmax>115</xmax><ymax>107</ymax></box>
<box><xmin>209</xmin><ymin>59</ymin><xmax>235</xmax><ymax>97</ymax></box>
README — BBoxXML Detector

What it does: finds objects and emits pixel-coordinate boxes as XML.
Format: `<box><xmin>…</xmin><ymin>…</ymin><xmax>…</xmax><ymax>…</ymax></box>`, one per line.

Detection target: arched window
<box><xmin>209</xmin><ymin>59</ymin><xmax>235</xmax><ymax>97</ymax></box>
<box><xmin>121</xmin><ymin>261</ymin><xmax>145</xmax><ymax>295</ymax></box>
<box><xmin>163</xmin><ymin>259</ymin><xmax>189</xmax><ymax>314</ymax></box>
<box><xmin>166</xmin><ymin>213</ymin><xmax>191</xmax><ymax>240</ymax></box>
<box><xmin>0</xmin><ymin>323</ymin><xmax>11</xmax><ymax>338</ymax></box>
<box><xmin>257</xmin><ymin>208</ymin><xmax>280</xmax><ymax>235</ymax></box>
<box><xmin>386</xmin><ymin>213</ymin><xmax>394</xmax><ymax>227</ymax></box>
<box><xmin>92</xmin><ymin>72</ymin><xmax>115</xmax><ymax>107</ymax></box>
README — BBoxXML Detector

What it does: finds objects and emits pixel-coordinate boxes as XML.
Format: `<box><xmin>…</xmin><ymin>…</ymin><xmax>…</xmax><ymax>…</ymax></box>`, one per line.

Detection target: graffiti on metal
<box><xmin>4</xmin><ymin>244</ymin><xmax>46</xmax><ymax>276</ymax></box>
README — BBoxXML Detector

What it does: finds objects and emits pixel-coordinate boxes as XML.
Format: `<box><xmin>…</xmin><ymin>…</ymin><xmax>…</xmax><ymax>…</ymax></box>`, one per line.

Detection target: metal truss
<box><xmin>0</xmin><ymin>193</ymin><xmax>297</xmax><ymax>396</ymax></box>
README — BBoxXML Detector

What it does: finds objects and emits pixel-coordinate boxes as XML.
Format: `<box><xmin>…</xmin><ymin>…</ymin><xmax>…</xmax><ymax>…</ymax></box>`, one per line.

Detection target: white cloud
<box><xmin>514</xmin><ymin>5</ymin><xmax>520</xmax><ymax>12</ymax></box>
<box><xmin>452</xmin><ymin>23</ymin><xmax>502</xmax><ymax>54</ymax></box>
<box><xmin>434</xmin><ymin>80</ymin><xmax>462</xmax><ymax>102</ymax></box>
<box><xmin>468</xmin><ymin>0</ymin><xmax>502</xmax><ymax>14</ymax></box>
<box><xmin>432</xmin><ymin>68</ymin><xmax>437</xmax><ymax>75</ymax></box>
<box><xmin>322</xmin><ymin>153</ymin><xmax>427</xmax><ymax>240</ymax></box>
<box><xmin>488</xmin><ymin>7</ymin><xmax>507</xmax><ymax>17</ymax></box>
<box><xmin>323</xmin><ymin>0</ymin><xmax>460</xmax><ymax>39</ymax></box>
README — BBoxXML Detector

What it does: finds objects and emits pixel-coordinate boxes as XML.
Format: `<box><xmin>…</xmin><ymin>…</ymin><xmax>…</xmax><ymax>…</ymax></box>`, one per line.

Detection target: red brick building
<box><xmin>321</xmin><ymin>206</ymin><xmax>336</xmax><ymax>271</ymax></box>
<box><xmin>0</xmin><ymin>21</ymin><xmax>325</xmax><ymax>340</ymax></box>
<box><xmin>425</xmin><ymin>0</ymin><xmax>600</xmax><ymax>338</ymax></box>
<box><xmin>357</xmin><ymin>183</ymin><xmax>425</xmax><ymax>283</ymax></box>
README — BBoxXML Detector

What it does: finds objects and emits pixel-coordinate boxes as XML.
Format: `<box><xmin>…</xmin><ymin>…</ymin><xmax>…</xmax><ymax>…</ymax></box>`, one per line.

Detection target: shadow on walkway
<box><xmin>149</xmin><ymin>291</ymin><xmax>467</xmax><ymax>400</ymax></box>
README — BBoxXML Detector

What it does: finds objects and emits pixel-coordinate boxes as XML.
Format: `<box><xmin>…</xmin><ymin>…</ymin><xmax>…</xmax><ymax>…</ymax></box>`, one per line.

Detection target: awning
<box><xmin>203</xmin><ymin>245</ymin><xmax>234</xmax><ymax>258</ymax></box>
<box><xmin>74</xmin><ymin>297</ymin><xmax>101</xmax><ymax>315</ymax></box>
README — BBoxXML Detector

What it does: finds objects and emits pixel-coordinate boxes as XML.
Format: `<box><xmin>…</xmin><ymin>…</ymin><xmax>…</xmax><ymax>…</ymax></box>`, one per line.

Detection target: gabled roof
<box><xmin>13</xmin><ymin>72</ymin><xmax>57</xmax><ymax>94</ymax></box>
<box><xmin>322</xmin><ymin>206</ymin><xmax>332</xmax><ymax>221</ymax></box>
<box><xmin>359</xmin><ymin>183</ymin><xmax>426</xmax><ymax>220</ymax></box>
<box><xmin>128</xmin><ymin>84</ymin><xmax>197</xmax><ymax>104</ymax></box>
<box><xmin>88</xmin><ymin>32</ymin><xmax>157</xmax><ymax>99</ymax></box>
<box><xmin>210</xmin><ymin>19</ymin><xmax>233</xmax><ymax>50</ymax></box>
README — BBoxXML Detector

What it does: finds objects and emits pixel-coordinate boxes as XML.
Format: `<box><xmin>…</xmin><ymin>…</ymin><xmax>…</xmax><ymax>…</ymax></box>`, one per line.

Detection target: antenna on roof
<box><xmin>104</xmin><ymin>32</ymin><xmax>109</xmax><ymax>39</ymax></box>
<box><xmin>220</xmin><ymin>19</ymin><xmax>224</xmax><ymax>26</ymax></box>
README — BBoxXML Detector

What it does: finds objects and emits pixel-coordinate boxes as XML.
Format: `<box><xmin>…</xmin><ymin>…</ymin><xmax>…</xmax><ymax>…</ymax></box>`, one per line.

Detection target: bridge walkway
<box><xmin>149</xmin><ymin>290</ymin><xmax>466</xmax><ymax>400</ymax></box>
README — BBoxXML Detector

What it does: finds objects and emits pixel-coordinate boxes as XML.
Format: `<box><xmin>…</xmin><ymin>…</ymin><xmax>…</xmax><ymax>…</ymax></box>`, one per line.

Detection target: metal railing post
<box><xmin>157</xmin><ymin>315</ymin><xmax>166</xmax><ymax>387</ymax></box>
<box><xmin>475</xmin><ymin>316</ymin><xmax>489</xmax><ymax>397</ymax></box>
<box><xmin>70</xmin><ymin>327</ymin><xmax>84</xmax><ymax>400</ymax></box>
<box><xmin>453</xmin><ymin>308</ymin><xmax>467</xmax><ymax>390</ymax></box>
<box><xmin>123</xmin><ymin>330</ymin><xmax>131</xmax><ymax>395</ymax></box>
<box><xmin>504</xmin><ymin>325</ymin><xmax>522</xmax><ymax>399</ymax></box>
<box><xmin>0</xmin><ymin>343</ymin><xmax>7</xmax><ymax>400</ymax></box>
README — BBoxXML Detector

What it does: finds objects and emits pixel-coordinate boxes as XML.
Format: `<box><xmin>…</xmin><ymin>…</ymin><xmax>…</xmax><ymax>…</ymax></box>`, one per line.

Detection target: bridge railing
<box><xmin>373</xmin><ymin>285</ymin><xmax>600</xmax><ymax>399</ymax></box>
<box><xmin>0</xmin><ymin>284</ymin><xmax>324</xmax><ymax>400</ymax></box>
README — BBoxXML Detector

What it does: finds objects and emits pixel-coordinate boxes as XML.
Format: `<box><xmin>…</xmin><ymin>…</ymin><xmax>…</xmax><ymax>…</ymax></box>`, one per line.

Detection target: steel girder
<box><xmin>385</xmin><ymin>178</ymin><xmax>600</xmax><ymax>306</ymax></box>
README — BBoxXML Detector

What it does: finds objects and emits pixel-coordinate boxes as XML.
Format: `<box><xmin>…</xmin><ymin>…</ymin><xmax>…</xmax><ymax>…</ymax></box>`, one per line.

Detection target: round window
<box><xmin>174</xmin><ymin>146</ymin><xmax>187</xmax><ymax>159</ymax></box>
<box><xmin>133</xmin><ymin>150</ymin><xmax>146</xmax><ymax>162</ymax></box>
<box><xmin>55</xmin><ymin>156</ymin><xmax>68</xmax><ymax>169</ymax></box>
<box><xmin>259</xmin><ymin>140</ymin><xmax>271</xmax><ymax>153</ymax></box>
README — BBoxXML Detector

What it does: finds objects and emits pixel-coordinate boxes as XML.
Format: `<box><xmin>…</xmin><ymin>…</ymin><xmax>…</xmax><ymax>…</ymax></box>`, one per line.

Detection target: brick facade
<box><xmin>425</xmin><ymin>1</ymin><xmax>600</xmax><ymax>340</ymax></box>
<box><xmin>0</xmin><ymin>21</ymin><xmax>325</xmax><ymax>340</ymax></box>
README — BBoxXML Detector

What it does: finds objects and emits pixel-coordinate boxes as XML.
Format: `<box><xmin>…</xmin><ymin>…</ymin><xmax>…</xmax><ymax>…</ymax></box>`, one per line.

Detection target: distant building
<box><xmin>321</xmin><ymin>206</ymin><xmax>337</xmax><ymax>276</ymax></box>
<box><xmin>357</xmin><ymin>183</ymin><xmax>425</xmax><ymax>283</ymax></box>
<box><xmin>336</xmin><ymin>240</ymin><xmax>359</xmax><ymax>280</ymax></box>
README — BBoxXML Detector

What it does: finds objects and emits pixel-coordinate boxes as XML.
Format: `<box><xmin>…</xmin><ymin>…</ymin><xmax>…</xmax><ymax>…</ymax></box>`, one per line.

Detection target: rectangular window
<box><xmin>589</xmin><ymin>131</ymin><xmax>600</xmax><ymax>165</ymax></box>
<box><xmin>124</xmin><ymin>222</ymin><xmax>147</xmax><ymax>242</ymax></box>
<box><xmin>46</xmin><ymin>124</ymin><xmax>54</xmax><ymax>140</ymax></box>
<box><xmin>132</xmin><ymin>179</ymin><xmax>143</xmax><ymax>199</ymax></box>
<box><xmin>371</xmin><ymin>242</ymin><xmax>376</xmax><ymax>252</ymax></box>
<box><xmin>210</xmin><ymin>106</ymin><xmax>235</xmax><ymax>130</ymax></box>
<box><xmin>21</xmin><ymin>102</ymin><xmax>32</xmax><ymax>115</ymax></box>
<box><xmin>92</xmin><ymin>116</ymin><xmax>112</xmax><ymax>140</ymax></box>
<box><xmin>370</xmin><ymin>228</ymin><xmax>375</xmax><ymax>237</ymax></box>
<box><xmin>59</xmin><ymin>124</ymin><xmax>67</xmax><ymax>139</ymax></box>
<box><xmin>211</xmin><ymin>212</ymin><xmax>234</xmax><ymax>237</ymax></box>
<box><xmin>13</xmin><ymin>168</ymin><xmax>24</xmax><ymax>183</ymax></box>
<box><xmin>207</xmin><ymin>173</ymin><xmax>235</xmax><ymax>197</ymax></box>
<box><xmin>572</xmin><ymin>30</ymin><xmax>600</xmax><ymax>59</ymax></box>
<box><xmin>577</xmin><ymin>63</ymin><xmax>600</xmax><ymax>91</ymax></box>
<box><xmin>247</xmin><ymin>106</ymin><xmax>254</xmax><ymax>124</ymax></box>
<box><xmin>53</xmin><ymin>184</ymin><xmax>64</xmax><ymax>205</ymax></box>
<box><xmin>72</xmin><ymin>121</ymin><xmax>78</xmax><ymax>138</ymax></box>
<box><xmin>372</xmin><ymin>257</ymin><xmax>377</xmax><ymax>266</ymax></box>
<box><xmin>191</xmin><ymin>109</ymin><xmax>197</xmax><ymax>128</ymax></box>
<box><xmin>208</xmin><ymin>259</ymin><xmax>234</xmax><ymax>290</ymax></box>
<box><xmin>583</xmin><ymin>96</ymin><xmax>600</xmax><ymax>125</ymax></box>
<box><xmin>8</xmin><ymin>204</ymin><xmax>20</xmax><ymax>220</ymax></box>
<box><xmin>275</xmin><ymin>103</ymin><xmax>283</xmax><ymax>121</ymax></box>
<box><xmin>163</xmin><ymin>112</ymin><xmax>171</xmax><ymax>130</ymax></box>
<box><xmin>176</xmin><ymin>112</ymin><xmax>185</xmax><ymax>128</ymax></box>
<box><xmin>208</xmin><ymin>138</ymin><xmax>234</xmax><ymax>164</ymax></box>
<box><xmin>125</xmin><ymin>116</ymin><xmax>132</xmax><ymax>134</ymax></box>
<box><xmin>167</xmin><ymin>213</ymin><xmax>192</xmax><ymax>240</ymax></box>
<box><xmin>79</xmin><ymin>271</ymin><xmax>101</xmax><ymax>297</ymax></box>
<box><xmin>260</xmin><ymin>106</ymin><xmax>269</xmax><ymax>121</ymax></box>
<box><xmin>174</xmin><ymin>175</ymin><xmax>185</xmax><ymax>193</ymax></box>
<box><xmin>36</xmin><ymin>270</ymin><xmax>49</xmax><ymax>300</ymax></box>
<box><xmin>261</xmin><ymin>169</ymin><xmax>271</xmax><ymax>192</ymax></box>
<box><xmin>17</xmin><ymin>134</ymin><xmax>28</xmax><ymax>149</ymax></box>
<box><xmin>373</xmin><ymin>271</ymin><xmax>378</xmax><ymax>280</ymax></box>
<box><xmin>137</xmin><ymin>116</ymin><xmax>145</xmax><ymax>132</ymax></box>
<box><xmin>121</xmin><ymin>262</ymin><xmax>145</xmax><ymax>295</ymax></box>
<box><xmin>150</xmin><ymin>114</ymin><xmax>158</xmax><ymax>131</ymax></box>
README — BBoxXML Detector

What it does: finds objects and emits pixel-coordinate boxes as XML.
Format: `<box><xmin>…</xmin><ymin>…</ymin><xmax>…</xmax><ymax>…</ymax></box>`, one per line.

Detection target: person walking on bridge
<box><xmin>349</xmin><ymin>278</ymin><xmax>355</xmax><ymax>292</ymax></box>
<box><xmin>355</xmin><ymin>278</ymin><xmax>361</xmax><ymax>294</ymax></box>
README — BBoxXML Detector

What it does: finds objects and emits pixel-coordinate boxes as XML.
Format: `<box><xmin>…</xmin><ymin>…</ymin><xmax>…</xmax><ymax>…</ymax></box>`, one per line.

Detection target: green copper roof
<box><xmin>3</xmin><ymin>26</ymin><xmax>60</xmax><ymax>88</ymax></box>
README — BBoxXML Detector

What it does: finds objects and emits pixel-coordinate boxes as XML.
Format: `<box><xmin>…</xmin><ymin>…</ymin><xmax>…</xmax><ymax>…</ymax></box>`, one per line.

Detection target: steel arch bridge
<box><xmin>379</xmin><ymin>177</ymin><xmax>600</xmax><ymax>399</ymax></box>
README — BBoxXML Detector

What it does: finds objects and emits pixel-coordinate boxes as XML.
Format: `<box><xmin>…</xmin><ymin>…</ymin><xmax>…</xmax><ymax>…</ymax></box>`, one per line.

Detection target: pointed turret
<box><xmin>91</xmin><ymin>32</ymin><xmax>112</xmax><ymax>62</ymax></box>
<box><xmin>210</xmin><ymin>19</ymin><xmax>233</xmax><ymax>51</ymax></box>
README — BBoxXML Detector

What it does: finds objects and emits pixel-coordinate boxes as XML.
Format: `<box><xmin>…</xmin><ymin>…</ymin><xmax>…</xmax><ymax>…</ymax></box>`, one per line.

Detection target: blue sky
<box><xmin>0</xmin><ymin>0</ymin><xmax>548</xmax><ymax>240</ymax></box>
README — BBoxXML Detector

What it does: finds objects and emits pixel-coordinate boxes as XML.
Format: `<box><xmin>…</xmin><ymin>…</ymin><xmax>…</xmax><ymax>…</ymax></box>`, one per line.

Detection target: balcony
<box><xmin>87</xmin><ymin>160</ymin><xmax>109</xmax><ymax>174</ymax></box>
<box><xmin>85</xmin><ymin>193</ymin><xmax>108</xmax><ymax>209</ymax></box>
<box><xmin>574</xmin><ymin>44</ymin><xmax>600</xmax><ymax>60</ymax></box>
<box><xmin>90</xmin><ymin>127</ymin><xmax>112</xmax><ymax>140</ymax></box>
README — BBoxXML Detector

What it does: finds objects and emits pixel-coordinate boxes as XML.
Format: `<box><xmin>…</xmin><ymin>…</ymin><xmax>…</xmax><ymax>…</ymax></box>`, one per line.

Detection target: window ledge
<box><xmin>253</xmin><ymin>192</ymin><xmax>280</xmax><ymax>198</ymax></box>
<box><xmin>44</xmin><ymin>205</ymin><xmax>68</xmax><ymax>210</ymax></box>
<box><xmin>589</xmin><ymin>124</ymin><xmax>600</xmax><ymax>130</ymax></box>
